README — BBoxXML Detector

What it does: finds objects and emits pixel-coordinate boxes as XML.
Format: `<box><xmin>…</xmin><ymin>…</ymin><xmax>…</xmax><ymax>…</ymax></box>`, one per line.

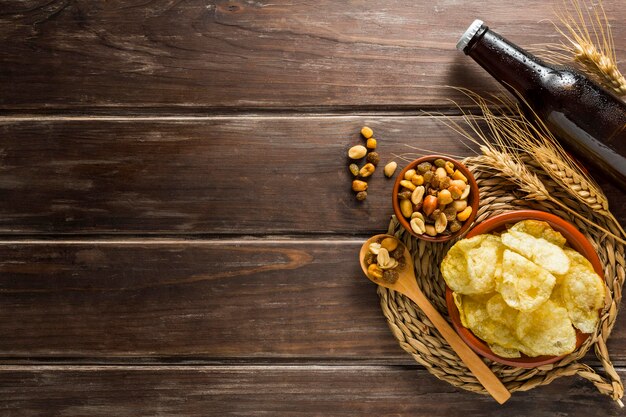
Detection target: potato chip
<box><xmin>501</xmin><ymin>230</ymin><xmax>570</xmax><ymax>275</ymax></box>
<box><xmin>560</xmin><ymin>250</ymin><xmax>604</xmax><ymax>333</ymax></box>
<box><xmin>486</xmin><ymin>293</ymin><xmax>519</xmax><ymax>325</ymax></box>
<box><xmin>455</xmin><ymin>293</ymin><xmax>525</xmax><ymax>354</ymax></box>
<box><xmin>515</xmin><ymin>300</ymin><xmax>576</xmax><ymax>356</ymax></box>
<box><xmin>498</xmin><ymin>250</ymin><xmax>556</xmax><ymax>312</ymax></box>
<box><xmin>489</xmin><ymin>343</ymin><xmax>522</xmax><ymax>358</ymax></box>
<box><xmin>441</xmin><ymin>235</ymin><xmax>504</xmax><ymax>295</ymax></box>
<box><xmin>510</xmin><ymin>220</ymin><xmax>567</xmax><ymax>247</ymax></box>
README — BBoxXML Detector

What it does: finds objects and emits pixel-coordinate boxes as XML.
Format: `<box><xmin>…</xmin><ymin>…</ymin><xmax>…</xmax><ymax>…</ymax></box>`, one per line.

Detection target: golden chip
<box><xmin>510</xmin><ymin>220</ymin><xmax>567</xmax><ymax>247</ymax></box>
<box><xmin>515</xmin><ymin>300</ymin><xmax>576</xmax><ymax>356</ymax></box>
<box><xmin>501</xmin><ymin>230</ymin><xmax>570</xmax><ymax>275</ymax></box>
<box><xmin>498</xmin><ymin>250</ymin><xmax>556</xmax><ymax>312</ymax></box>
<box><xmin>441</xmin><ymin>235</ymin><xmax>503</xmax><ymax>295</ymax></box>
<box><xmin>486</xmin><ymin>293</ymin><xmax>519</xmax><ymax>325</ymax></box>
<box><xmin>489</xmin><ymin>343</ymin><xmax>522</xmax><ymax>358</ymax></box>
<box><xmin>560</xmin><ymin>249</ymin><xmax>604</xmax><ymax>333</ymax></box>
<box><xmin>455</xmin><ymin>293</ymin><xmax>524</xmax><ymax>353</ymax></box>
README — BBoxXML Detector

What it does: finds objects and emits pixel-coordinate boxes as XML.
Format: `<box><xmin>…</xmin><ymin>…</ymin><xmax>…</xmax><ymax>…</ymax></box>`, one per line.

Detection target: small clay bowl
<box><xmin>445</xmin><ymin>210</ymin><xmax>605</xmax><ymax>368</ymax></box>
<box><xmin>392</xmin><ymin>155</ymin><xmax>479</xmax><ymax>242</ymax></box>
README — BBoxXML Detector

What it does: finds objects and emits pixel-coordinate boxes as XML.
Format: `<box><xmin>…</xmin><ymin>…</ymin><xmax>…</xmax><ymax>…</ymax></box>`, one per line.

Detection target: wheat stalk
<box><xmin>553</xmin><ymin>0</ymin><xmax>626</xmax><ymax>95</ymax></box>
<box><xmin>432</xmin><ymin>88</ymin><xmax>626</xmax><ymax>245</ymax></box>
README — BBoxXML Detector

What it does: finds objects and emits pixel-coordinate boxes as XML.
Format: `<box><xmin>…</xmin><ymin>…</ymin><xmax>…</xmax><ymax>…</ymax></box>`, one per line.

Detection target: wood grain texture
<box><xmin>0</xmin><ymin>117</ymin><xmax>624</xmax><ymax>234</ymax></box>
<box><xmin>0</xmin><ymin>365</ymin><xmax>624</xmax><ymax>416</ymax></box>
<box><xmin>2</xmin><ymin>0</ymin><xmax>626</xmax><ymax>109</ymax></box>
<box><xmin>0</xmin><ymin>240</ymin><xmax>623</xmax><ymax>361</ymax></box>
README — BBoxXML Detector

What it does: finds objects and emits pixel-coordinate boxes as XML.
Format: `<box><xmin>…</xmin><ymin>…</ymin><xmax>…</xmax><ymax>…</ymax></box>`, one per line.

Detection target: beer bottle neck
<box><xmin>457</xmin><ymin>21</ymin><xmax>550</xmax><ymax>96</ymax></box>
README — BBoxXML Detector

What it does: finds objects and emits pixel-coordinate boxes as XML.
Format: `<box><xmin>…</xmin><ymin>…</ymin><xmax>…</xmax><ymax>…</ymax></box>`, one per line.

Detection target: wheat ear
<box><xmin>555</xmin><ymin>0</ymin><xmax>626</xmax><ymax>95</ymax></box>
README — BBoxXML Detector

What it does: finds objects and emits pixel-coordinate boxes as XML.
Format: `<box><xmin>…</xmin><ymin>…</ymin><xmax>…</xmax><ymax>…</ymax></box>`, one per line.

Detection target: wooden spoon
<box><xmin>360</xmin><ymin>234</ymin><xmax>511</xmax><ymax>404</ymax></box>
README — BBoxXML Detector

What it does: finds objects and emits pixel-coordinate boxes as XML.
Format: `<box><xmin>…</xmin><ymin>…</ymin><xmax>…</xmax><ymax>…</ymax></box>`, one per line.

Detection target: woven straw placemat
<box><xmin>380</xmin><ymin>155</ymin><xmax>625</xmax><ymax>403</ymax></box>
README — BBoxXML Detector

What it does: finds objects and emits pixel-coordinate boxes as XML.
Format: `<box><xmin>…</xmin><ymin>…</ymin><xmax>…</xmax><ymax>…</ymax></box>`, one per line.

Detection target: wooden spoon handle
<box><xmin>398</xmin><ymin>280</ymin><xmax>511</xmax><ymax>404</ymax></box>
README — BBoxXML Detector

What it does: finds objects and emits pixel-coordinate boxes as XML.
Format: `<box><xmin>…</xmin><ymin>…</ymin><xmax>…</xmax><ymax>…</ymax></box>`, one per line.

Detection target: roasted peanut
<box><xmin>368</xmin><ymin>263</ymin><xmax>383</xmax><ymax>279</ymax></box>
<box><xmin>410</xmin><ymin>217</ymin><xmax>426</xmax><ymax>235</ymax></box>
<box><xmin>384</xmin><ymin>161</ymin><xmax>397</xmax><ymax>178</ymax></box>
<box><xmin>361</xmin><ymin>126</ymin><xmax>374</xmax><ymax>139</ymax></box>
<box><xmin>437</xmin><ymin>189</ymin><xmax>453</xmax><ymax>205</ymax></box>
<box><xmin>348</xmin><ymin>145</ymin><xmax>367</xmax><ymax>159</ymax></box>
<box><xmin>366</xmin><ymin>138</ymin><xmax>377</xmax><ymax>150</ymax></box>
<box><xmin>411</xmin><ymin>185</ymin><xmax>425</xmax><ymax>205</ymax></box>
<box><xmin>369</xmin><ymin>242</ymin><xmax>381</xmax><ymax>254</ymax></box>
<box><xmin>377</xmin><ymin>248</ymin><xmax>390</xmax><ymax>267</ymax></box>
<box><xmin>435</xmin><ymin>167</ymin><xmax>447</xmax><ymax>180</ymax></box>
<box><xmin>359</xmin><ymin>163</ymin><xmax>376</xmax><ymax>177</ymax></box>
<box><xmin>457</xmin><ymin>206</ymin><xmax>473</xmax><ymax>221</ymax></box>
<box><xmin>404</xmin><ymin>169</ymin><xmax>417</xmax><ymax>181</ymax></box>
<box><xmin>400</xmin><ymin>180</ymin><xmax>416</xmax><ymax>191</ymax></box>
<box><xmin>460</xmin><ymin>184</ymin><xmax>471</xmax><ymax>200</ymax></box>
<box><xmin>352</xmin><ymin>180</ymin><xmax>368</xmax><ymax>192</ymax></box>
<box><xmin>424</xmin><ymin>224</ymin><xmax>437</xmax><ymax>237</ymax></box>
<box><xmin>381</xmin><ymin>237</ymin><xmax>399</xmax><ymax>252</ymax></box>
<box><xmin>422</xmin><ymin>195</ymin><xmax>438</xmax><ymax>216</ymax></box>
<box><xmin>411</xmin><ymin>211</ymin><xmax>425</xmax><ymax>221</ymax></box>
<box><xmin>451</xmin><ymin>200</ymin><xmax>467</xmax><ymax>213</ymax></box>
<box><xmin>400</xmin><ymin>199</ymin><xmax>413</xmax><ymax>218</ymax></box>
<box><xmin>435</xmin><ymin>211</ymin><xmax>448</xmax><ymax>234</ymax></box>
<box><xmin>411</xmin><ymin>174</ymin><xmax>424</xmax><ymax>186</ymax></box>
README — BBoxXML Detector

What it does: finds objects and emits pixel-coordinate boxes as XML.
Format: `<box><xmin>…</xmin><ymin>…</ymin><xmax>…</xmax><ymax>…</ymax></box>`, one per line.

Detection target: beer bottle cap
<box><xmin>456</xmin><ymin>19</ymin><xmax>484</xmax><ymax>53</ymax></box>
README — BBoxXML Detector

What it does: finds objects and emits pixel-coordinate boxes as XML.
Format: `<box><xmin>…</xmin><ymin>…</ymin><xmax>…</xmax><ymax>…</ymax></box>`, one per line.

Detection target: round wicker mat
<box><xmin>379</xmin><ymin>155</ymin><xmax>625</xmax><ymax>403</ymax></box>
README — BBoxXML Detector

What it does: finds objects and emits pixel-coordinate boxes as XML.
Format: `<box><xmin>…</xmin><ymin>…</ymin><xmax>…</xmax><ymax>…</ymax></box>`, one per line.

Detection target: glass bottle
<box><xmin>457</xmin><ymin>20</ymin><xmax>626</xmax><ymax>190</ymax></box>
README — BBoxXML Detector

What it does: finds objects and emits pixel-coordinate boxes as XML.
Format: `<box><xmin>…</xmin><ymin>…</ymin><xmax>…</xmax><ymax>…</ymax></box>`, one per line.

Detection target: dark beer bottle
<box><xmin>457</xmin><ymin>20</ymin><xmax>626</xmax><ymax>190</ymax></box>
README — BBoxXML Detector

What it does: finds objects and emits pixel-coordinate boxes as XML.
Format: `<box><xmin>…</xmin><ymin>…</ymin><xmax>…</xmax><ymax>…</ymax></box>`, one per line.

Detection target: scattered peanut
<box><xmin>377</xmin><ymin>248</ymin><xmax>391</xmax><ymax>267</ymax></box>
<box><xmin>348</xmin><ymin>145</ymin><xmax>367</xmax><ymax>159</ymax></box>
<box><xmin>352</xmin><ymin>180</ymin><xmax>368</xmax><ymax>192</ymax></box>
<box><xmin>366</xmin><ymin>138</ymin><xmax>377</xmax><ymax>150</ymax></box>
<box><xmin>384</xmin><ymin>161</ymin><xmax>397</xmax><ymax>178</ymax></box>
<box><xmin>411</xmin><ymin>211</ymin><xmax>425</xmax><ymax>221</ymax></box>
<box><xmin>435</xmin><ymin>167</ymin><xmax>447</xmax><ymax>180</ymax></box>
<box><xmin>361</xmin><ymin>126</ymin><xmax>374</xmax><ymax>139</ymax></box>
<box><xmin>359</xmin><ymin>163</ymin><xmax>376</xmax><ymax>178</ymax></box>
<box><xmin>457</xmin><ymin>206</ymin><xmax>473</xmax><ymax>222</ymax></box>
<box><xmin>356</xmin><ymin>191</ymin><xmax>367</xmax><ymax>201</ymax></box>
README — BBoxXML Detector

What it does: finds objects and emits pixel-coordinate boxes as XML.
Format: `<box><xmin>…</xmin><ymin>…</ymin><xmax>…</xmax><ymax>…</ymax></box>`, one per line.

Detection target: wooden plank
<box><xmin>2</xmin><ymin>0</ymin><xmax>626</xmax><ymax>109</ymax></box>
<box><xmin>0</xmin><ymin>365</ymin><xmax>624</xmax><ymax>416</ymax></box>
<box><xmin>0</xmin><ymin>240</ymin><xmax>624</xmax><ymax>362</ymax></box>
<box><xmin>0</xmin><ymin>116</ymin><xmax>624</xmax><ymax>234</ymax></box>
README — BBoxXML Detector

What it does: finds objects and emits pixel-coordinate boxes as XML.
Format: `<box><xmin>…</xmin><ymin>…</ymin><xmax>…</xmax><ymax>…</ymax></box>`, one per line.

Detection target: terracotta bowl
<box><xmin>445</xmin><ymin>210</ymin><xmax>605</xmax><ymax>368</ymax></box>
<box><xmin>392</xmin><ymin>156</ymin><xmax>479</xmax><ymax>242</ymax></box>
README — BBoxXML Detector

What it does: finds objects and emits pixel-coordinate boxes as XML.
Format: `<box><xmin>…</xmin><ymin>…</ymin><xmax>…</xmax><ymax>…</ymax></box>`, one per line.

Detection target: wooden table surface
<box><xmin>1</xmin><ymin>0</ymin><xmax>626</xmax><ymax>415</ymax></box>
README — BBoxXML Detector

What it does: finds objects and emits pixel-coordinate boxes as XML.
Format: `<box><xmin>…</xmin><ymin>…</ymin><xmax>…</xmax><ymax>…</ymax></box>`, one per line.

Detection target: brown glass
<box><xmin>461</xmin><ymin>24</ymin><xmax>626</xmax><ymax>190</ymax></box>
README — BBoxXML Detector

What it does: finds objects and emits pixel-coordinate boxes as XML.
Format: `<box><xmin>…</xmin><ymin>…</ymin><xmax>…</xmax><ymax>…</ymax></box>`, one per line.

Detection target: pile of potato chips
<box><xmin>441</xmin><ymin>220</ymin><xmax>605</xmax><ymax>358</ymax></box>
